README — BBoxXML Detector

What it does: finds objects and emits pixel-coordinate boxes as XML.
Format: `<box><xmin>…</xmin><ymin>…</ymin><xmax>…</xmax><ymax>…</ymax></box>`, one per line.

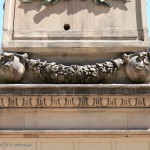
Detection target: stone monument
<box><xmin>0</xmin><ymin>0</ymin><xmax>150</xmax><ymax>150</ymax></box>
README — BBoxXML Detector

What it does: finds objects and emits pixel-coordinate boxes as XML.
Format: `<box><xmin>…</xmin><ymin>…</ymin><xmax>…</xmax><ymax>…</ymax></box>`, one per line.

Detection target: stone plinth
<box><xmin>0</xmin><ymin>84</ymin><xmax>150</xmax><ymax>130</ymax></box>
<box><xmin>0</xmin><ymin>84</ymin><xmax>150</xmax><ymax>150</ymax></box>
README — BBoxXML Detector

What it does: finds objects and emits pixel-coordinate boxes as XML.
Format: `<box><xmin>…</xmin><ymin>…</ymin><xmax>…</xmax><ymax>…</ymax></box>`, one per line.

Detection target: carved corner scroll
<box><xmin>19</xmin><ymin>0</ymin><xmax>131</xmax><ymax>6</ymax></box>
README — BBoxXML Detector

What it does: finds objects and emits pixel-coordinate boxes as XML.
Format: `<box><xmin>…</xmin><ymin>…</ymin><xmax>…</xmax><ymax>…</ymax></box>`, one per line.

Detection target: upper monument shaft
<box><xmin>2</xmin><ymin>0</ymin><xmax>149</xmax><ymax>54</ymax></box>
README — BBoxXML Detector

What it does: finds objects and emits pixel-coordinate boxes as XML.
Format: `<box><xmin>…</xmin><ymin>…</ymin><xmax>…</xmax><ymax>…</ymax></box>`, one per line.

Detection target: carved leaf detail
<box><xmin>19</xmin><ymin>0</ymin><xmax>131</xmax><ymax>6</ymax></box>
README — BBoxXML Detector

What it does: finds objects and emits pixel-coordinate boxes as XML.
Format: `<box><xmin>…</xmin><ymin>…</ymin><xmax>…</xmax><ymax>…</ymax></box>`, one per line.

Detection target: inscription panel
<box><xmin>0</xmin><ymin>139</ymin><xmax>36</xmax><ymax>150</ymax></box>
<box><xmin>0</xmin><ymin>138</ymin><xmax>150</xmax><ymax>150</ymax></box>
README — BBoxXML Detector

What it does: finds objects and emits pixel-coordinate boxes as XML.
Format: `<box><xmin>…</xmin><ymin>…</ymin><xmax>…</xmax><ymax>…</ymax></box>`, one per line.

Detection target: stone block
<box><xmin>2</xmin><ymin>0</ymin><xmax>149</xmax><ymax>55</ymax></box>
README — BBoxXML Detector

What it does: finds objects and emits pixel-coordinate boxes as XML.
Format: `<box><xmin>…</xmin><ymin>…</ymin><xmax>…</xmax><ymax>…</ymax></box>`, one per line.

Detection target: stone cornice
<box><xmin>0</xmin><ymin>130</ymin><xmax>150</xmax><ymax>138</ymax></box>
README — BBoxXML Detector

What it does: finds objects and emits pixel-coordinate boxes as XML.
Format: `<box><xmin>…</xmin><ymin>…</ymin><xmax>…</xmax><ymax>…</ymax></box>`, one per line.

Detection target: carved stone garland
<box><xmin>0</xmin><ymin>52</ymin><xmax>149</xmax><ymax>84</ymax></box>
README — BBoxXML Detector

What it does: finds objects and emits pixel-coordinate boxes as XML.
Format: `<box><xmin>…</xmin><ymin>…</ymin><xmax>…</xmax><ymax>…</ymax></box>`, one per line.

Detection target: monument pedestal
<box><xmin>1</xmin><ymin>0</ymin><xmax>150</xmax><ymax>149</ymax></box>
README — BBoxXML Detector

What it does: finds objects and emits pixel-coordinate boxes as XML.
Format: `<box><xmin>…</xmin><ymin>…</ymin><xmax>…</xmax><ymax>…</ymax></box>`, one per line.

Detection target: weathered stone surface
<box><xmin>0</xmin><ymin>51</ymin><xmax>150</xmax><ymax>84</ymax></box>
<box><xmin>1</xmin><ymin>0</ymin><xmax>150</xmax><ymax>147</ymax></box>
<box><xmin>0</xmin><ymin>136</ymin><xmax>150</xmax><ymax>150</ymax></box>
<box><xmin>0</xmin><ymin>84</ymin><xmax>150</xmax><ymax>130</ymax></box>
<box><xmin>0</xmin><ymin>84</ymin><xmax>149</xmax><ymax>95</ymax></box>
<box><xmin>2</xmin><ymin>0</ymin><xmax>149</xmax><ymax>55</ymax></box>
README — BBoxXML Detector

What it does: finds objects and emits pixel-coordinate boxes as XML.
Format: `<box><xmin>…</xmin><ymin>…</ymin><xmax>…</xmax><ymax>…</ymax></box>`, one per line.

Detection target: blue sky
<box><xmin>0</xmin><ymin>0</ymin><xmax>150</xmax><ymax>49</ymax></box>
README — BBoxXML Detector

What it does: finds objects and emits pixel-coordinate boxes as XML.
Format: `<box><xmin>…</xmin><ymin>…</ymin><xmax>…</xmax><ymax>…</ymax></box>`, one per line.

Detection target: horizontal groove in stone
<box><xmin>0</xmin><ymin>84</ymin><xmax>149</xmax><ymax>95</ymax></box>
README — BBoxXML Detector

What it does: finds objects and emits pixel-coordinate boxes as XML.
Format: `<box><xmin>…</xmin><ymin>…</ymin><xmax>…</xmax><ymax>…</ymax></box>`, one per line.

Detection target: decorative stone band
<box><xmin>0</xmin><ymin>95</ymin><xmax>149</xmax><ymax>108</ymax></box>
<box><xmin>0</xmin><ymin>84</ymin><xmax>150</xmax><ymax>109</ymax></box>
<box><xmin>19</xmin><ymin>0</ymin><xmax>131</xmax><ymax>6</ymax></box>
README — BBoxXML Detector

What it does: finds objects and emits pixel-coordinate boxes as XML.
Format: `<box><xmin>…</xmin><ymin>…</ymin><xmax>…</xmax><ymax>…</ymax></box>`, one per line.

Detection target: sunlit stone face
<box><xmin>2</xmin><ymin>0</ymin><xmax>148</xmax><ymax>53</ymax></box>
